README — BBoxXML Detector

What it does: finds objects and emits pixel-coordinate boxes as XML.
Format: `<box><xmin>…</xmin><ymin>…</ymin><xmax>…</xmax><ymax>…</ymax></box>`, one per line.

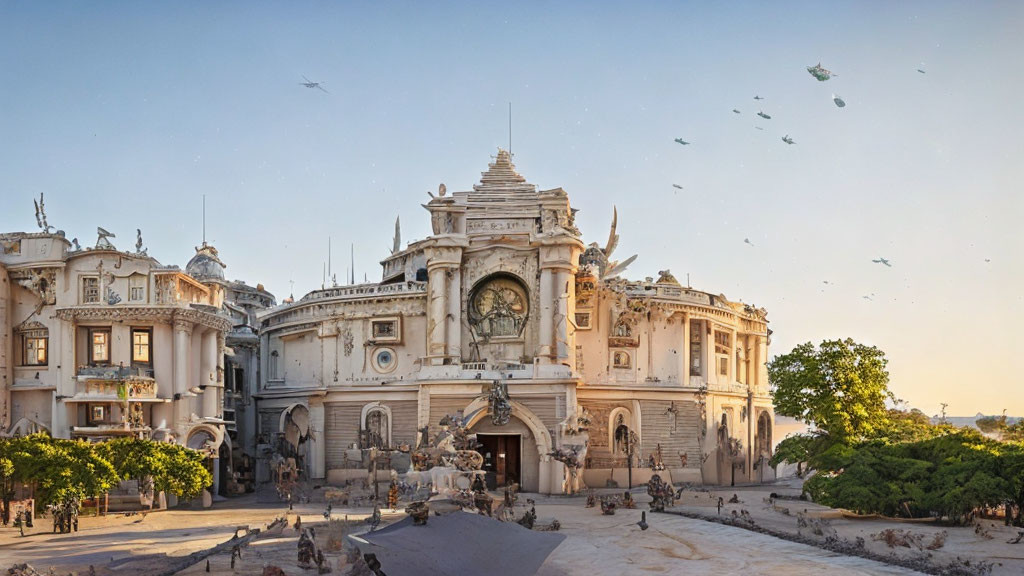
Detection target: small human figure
<box><xmin>717</xmin><ymin>497</ymin><xmax>724</xmax><ymax>515</ymax></box>
<box><xmin>388</xmin><ymin>480</ymin><xmax>399</xmax><ymax>511</ymax></box>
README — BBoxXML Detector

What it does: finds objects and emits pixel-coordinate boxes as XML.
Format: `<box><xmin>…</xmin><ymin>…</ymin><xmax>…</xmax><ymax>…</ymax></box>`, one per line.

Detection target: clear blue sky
<box><xmin>2</xmin><ymin>1</ymin><xmax>1022</xmax><ymax>416</ymax></box>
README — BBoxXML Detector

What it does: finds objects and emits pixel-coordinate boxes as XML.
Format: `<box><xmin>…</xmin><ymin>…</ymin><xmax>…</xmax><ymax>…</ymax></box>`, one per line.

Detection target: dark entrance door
<box><xmin>477</xmin><ymin>434</ymin><xmax>521</xmax><ymax>490</ymax></box>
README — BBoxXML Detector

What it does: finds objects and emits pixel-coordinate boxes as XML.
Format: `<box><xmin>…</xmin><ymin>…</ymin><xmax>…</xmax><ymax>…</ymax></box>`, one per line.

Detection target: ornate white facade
<box><xmin>0</xmin><ymin>219</ymin><xmax>249</xmax><ymax>495</ymax></box>
<box><xmin>255</xmin><ymin>151</ymin><xmax>775</xmax><ymax>493</ymax></box>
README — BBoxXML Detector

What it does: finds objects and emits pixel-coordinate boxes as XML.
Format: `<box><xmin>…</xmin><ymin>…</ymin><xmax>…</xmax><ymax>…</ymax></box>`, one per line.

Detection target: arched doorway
<box><xmin>716</xmin><ymin>414</ymin><xmax>732</xmax><ymax>486</ymax></box>
<box><xmin>463</xmin><ymin>398</ymin><xmax>552</xmax><ymax>493</ymax></box>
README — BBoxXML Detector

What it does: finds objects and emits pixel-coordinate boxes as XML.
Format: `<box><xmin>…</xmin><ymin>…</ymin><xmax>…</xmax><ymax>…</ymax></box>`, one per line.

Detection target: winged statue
<box><xmin>580</xmin><ymin>206</ymin><xmax>638</xmax><ymax>280</ymax></box>
<box><xmin>96</xmin><ymin>226</ymin><xmax>116</xmax><ymax>250</ymax></box>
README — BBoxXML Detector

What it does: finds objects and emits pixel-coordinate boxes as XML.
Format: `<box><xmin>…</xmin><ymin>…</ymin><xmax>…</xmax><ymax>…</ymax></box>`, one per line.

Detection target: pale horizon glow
<box><xmin>1</xmin><ymin>2</ymin><xmax>1021</xmax><ymax>416</ymax></box>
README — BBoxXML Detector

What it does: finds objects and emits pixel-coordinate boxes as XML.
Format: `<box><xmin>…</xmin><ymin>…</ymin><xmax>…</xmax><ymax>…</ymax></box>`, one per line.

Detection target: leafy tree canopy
<box><xmin>769</xmin><ymin>338</ymin><xmax>892</xmax><ymax>441</ymax></box>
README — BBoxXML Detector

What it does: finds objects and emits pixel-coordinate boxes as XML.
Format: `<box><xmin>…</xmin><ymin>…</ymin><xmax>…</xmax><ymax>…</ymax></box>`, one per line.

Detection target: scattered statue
<box><xmin>297</xmin><ymin>528</ymin><xmax>316</xmax><ymax>567</ymax></box>
<box><xmin>406</xmin><ymin>501</ymin><xmax>429</xmax><ymax>526</ymax></box>
<box><xmin>517</xmin><ymin>504</ymin><xmax>536</xmax><ymax>529</ymax></box>
<box><xmin>366</xmin><ymin>504</ymin><xmax>381</xmax><ymax>531</ymax></box>
<box><xmin>95</xmin><ymin>226</ymin><xmax>116</xmax><ymax>250</ymax></box>
<box><xmin>579</xmin><ymin>206</ymin><xmax>638</xmax><ymax>280</ymax></box>
<box><xmin>387</xmin><ymin>481</ymin><xmax>399</xmax><ymax>511</ymax></box>
<box><xmin>585</xmin><ymin>490</ymin><xmax>596</xmax><ymax>508</ymax></box>
<box><xmin>71</xmin><ymin>237</ymin><xmax>81</xmax><ymax>251</ymax></box>
<box><xmin>438</xmin><ymin>183</ymin><xmax>446</xmax><ymax>197</ymax></box>
<box><xmin>647</xmin><ymin>474</ymin><xmax>675</xmax><ymax>512</ymax></box>
<box><xmin>621</xmin><ymin>491</ymin><xmax>636</xmax><ymax>509</ymax></box>
<box><xmin>600</xmin><ymin>496</ymin><xmax>617</xmax><ymax>515</ymax></box>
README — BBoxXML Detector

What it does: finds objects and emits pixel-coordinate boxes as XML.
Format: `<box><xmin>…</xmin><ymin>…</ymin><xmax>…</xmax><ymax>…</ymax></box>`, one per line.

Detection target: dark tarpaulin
<box><xmin>349</xmin><ymin>511</ymin><xmax>566</xmax><ymax>576</ymax></box>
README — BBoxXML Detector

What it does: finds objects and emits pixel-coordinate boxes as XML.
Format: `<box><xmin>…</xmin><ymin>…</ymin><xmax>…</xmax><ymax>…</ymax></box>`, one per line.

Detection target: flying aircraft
<box><xmin>754</xmin><ymin>95</ymin><xmax>764</xmax><ymax>100</ymax></box>
<box><xmin>743</xmin><ymin>238</ymin><xmax>754</xmax><ymax>247</ymax></box>
<box><xmin>754</xmin><ymin>126</ymin><xmax>764</xmax><ymax>131</ymax></box>
<box><xmin>917</xmin><ymin>68</ymin><xmax>926</xmax><ymax>74</ymax></box>
<box><xmin>672</xmin><ymin>184</ymin><xmax>683</xmax><ymax>190</ymax></box>
<box><xmin>832</xmin><ymin>94</ymin><xmax>846</xmax><ymax>108</ymax></box>
<box><xmin>732</xmin><ymin>109</ymin><xmax>741</xmax><ymax>114</ymax></box>
<box><xmin>757</xmin><ymin>111</ymin><xmax>771</xmax><ymax>120</ymax></box>
<box><xmin>674</xmin><ymin>138</ymin><xmax>690</xmax><ymax>146</ymax></box>
<box><xmin>807</xmin><ymin>62</ymin><xmax>835</xmax><ymax>81</ymax></box>
<box><xmin>872</xmin><ymin>258</ymin><xmax>892</xmax><ymax>267</ymax></box>
<box><xmin>782</xmin><ymin>135</ymin><xmax>795</xmax><ymax>145</ymax></box>
<box><xmin>300</xmin><ymin>75</ymin><xmax>329</xmax><ymax>93</ymax></box>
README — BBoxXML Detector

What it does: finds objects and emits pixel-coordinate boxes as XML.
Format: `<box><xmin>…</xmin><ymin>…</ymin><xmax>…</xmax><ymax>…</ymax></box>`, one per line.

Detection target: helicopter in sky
<box><xmin>674</xmin><ymin>138</ymin><xmax>690</xmax><ymax>146</ymax></box>
<box><xmin>300</xmin><ymin>75</ymin><xmax>329</xmax><ymax>94</ymax></box>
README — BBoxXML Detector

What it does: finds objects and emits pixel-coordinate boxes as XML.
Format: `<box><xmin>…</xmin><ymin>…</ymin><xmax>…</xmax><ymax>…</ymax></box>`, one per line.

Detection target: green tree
<box><xmin>976</xmin><ymin>415</ymin><xmax>1004</xmax><ymax>435</ymax></box>
<box><xmin>769</xmin><ymin>339</ymin><xmax>892</xmax><ymax>442</ymax></box>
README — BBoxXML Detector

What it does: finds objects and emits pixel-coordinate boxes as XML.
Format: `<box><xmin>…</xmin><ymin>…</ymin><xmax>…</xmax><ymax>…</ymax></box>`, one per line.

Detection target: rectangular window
<box><xmin>90</xmin><ymin>329</ymin><xmax>110</xmax><ymax>365</ymax></box>
<box><xmin>82</xmin><ymin>277</ymin><xmax>100</xmax><ymax>304</ymax></box>
<box><xmin>574</xmin><ymin>312</ymin><xmax>592</xmax><ymax>329</ymax></box>
<box><xmin>719</xmin><ymin>356</ymin><xmax>729</xmax><ymax>377</ymax></box>
<box><xmin>132</xmin><ymin>329</ymin><xmax>151</xmax><ymax>364</ymax></box>
<box><xmin>714</xmin><ymin>331</ymin><xmax>731</xmax><ymax>355</ymax></box>
<box><xmin>23</xmin><ymin>335</ymin><xmax>48</xmax><ymax>366</ymax></box>
<box><xmin>689</xmin><ymin>321</ymin><xmax>702</xmax><ymax>376</ymax></box>
<box><xmin>129</xmin><ymin>276</ymin><xmax>146</xmax><ymax>302</ymax></box>
<box><xmin>370</xmin><ymin>317</ymin><xmax>401</xmax><ymax>342</ymax></box>
<box><xmin>88</xmin><ymin>404</ymin><xmax>107</xmax><ymax>425</ymax></box>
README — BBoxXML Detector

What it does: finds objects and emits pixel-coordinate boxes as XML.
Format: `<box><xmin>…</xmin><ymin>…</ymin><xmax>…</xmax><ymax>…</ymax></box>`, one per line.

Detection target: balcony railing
<box><xmin>77</xmin><ymin>365</ymin><xmax>155</xmax><ymax>380</ymax></box>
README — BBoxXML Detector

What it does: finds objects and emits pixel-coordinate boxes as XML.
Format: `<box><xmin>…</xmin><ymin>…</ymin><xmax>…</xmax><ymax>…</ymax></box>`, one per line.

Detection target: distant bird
<box><xmin>757</xmin><ymin>111</ymin><xmax>771</xmax><ymax>120</ymax></box>
<box><xmin>672</xmin><ymin>184</ymin><xmax>683</xmax><ymax>190</ymax></box>
<box><xmin>732</xmin><ymin>109</ymin><xmax>741</xmax><ymax>114</ymax></box>
<box><xmin>754</xmin><ymin>126</ymin><xmax>764</xmax><ymax>131</ymax></box>
<box><xmin>917</xmin><ymin>68</ymin><xmax>926</xmax><ymax>74</ymax></box>
<box><xmin>637</xmin><ymin>511</ymin><xmax>649</xmax><ymax>531</ymax></box>
<box><xmin>917</xmin><ymin>64</ymin><xmax>927</xmax><ymax>74</ymax></box>
<box><xmin>872</xmin><ymin>258</ymin><xmax>892</xmax><ymax>267</ymax></box>
<box><xmin>754</xmin><ymin>95</ymin><xmax>764</xmax><ymax>100</ymax></box>
<box><xmin>782</xmin><ymin>135</ymin><xmax>795</xmax><ymax>145</ymax></box>
<box><xmin>832</xmin><ymin>94</ymin><xmax>846</xmax><ymax>108</ymax></box>
<box><xmin>862</xmin><ymin>295</ymin><xmax>873</xmax><ymax>301</ymax></box>
<box><xmin>674</xmin><ymin>138</ymin><xmax>690</xmax><ymax>145</ymax></box>
<box><xmin>822</xmin><ymin>280</ymin><xmax>830</xmax><ymax>285</ymax></box>
<box><xmin>984</xmin><ymin>258</ymin><xmax>991</xmax><ymax>263</ymax></box>
<box><xmin>300</xmin><ymin>75</ymin><xmax>329</xmax><ymax>93</ymax></box>
<box><xmin>743</xmin><ymin>238</ymin><xmax>755</xmax><ymax>247</ymax></box>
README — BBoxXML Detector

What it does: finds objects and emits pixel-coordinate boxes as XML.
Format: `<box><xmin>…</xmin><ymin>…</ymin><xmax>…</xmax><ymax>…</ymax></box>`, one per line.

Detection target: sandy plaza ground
<box><xmin>3</xmin><ymin>479</ymin><xmax>1022</xmax><ymax>576</ymax></box>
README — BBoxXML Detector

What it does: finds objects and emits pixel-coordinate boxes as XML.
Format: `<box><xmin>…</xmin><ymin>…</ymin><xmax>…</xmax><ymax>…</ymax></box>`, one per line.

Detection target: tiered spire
<box><xmin>471</xmin><ymin>149</ymin><xmax>536</xmax><ymax>196</ymax></box>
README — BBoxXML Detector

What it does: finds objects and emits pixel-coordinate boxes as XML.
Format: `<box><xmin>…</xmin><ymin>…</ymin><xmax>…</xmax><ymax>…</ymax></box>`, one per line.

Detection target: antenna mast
<box><xmin>350</xmin><ymin>243</ymin><xmax>355</xmax><ymax>285</ymax></box>
<box><xmin>508</xmin><ymin>102</ymin><xmax>512</xmax><ymax>154</ymax></box>
<box><xmin>202</xmin><ymin>195</ymin><xmax>206</xmax><ymax>244</ymax></box>
<box><xmin>328</xmin><ymin>236</ymin><xmax>332</xmax><ymax>282</ymax></box>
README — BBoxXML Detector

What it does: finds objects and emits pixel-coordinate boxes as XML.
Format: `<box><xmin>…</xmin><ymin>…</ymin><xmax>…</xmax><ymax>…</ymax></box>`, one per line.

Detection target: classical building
<box><xmin>0</xmin><ymin>209</ymin><xmax>248</xmax><ymax>495</ymax></box>
<box><xmin>256</xmin><ymin>150</ymin><xmax>775</xmax><ymax>493</ymax></box>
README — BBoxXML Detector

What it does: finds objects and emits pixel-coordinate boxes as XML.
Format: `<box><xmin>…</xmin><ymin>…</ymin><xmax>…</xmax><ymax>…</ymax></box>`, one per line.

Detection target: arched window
<box><xmin>612</xmin><ymin>351</ymin><xmax>630</xmax><ymax>369</ymax></box>
<box><xmin>756</xmin><ymin>411</ymin><xmax>772</xmax><ymax>460</ymax></box>
<box><xmin>269</xmin><ymin>350</ymin><xmax>280</xmax><ymax>380</ymax></box>
<box><xmin>361</xmin><ymin>403</ymin><xmax>392</xmax><ymax>449</ymax></box>
<box><xmin>613</xmin><ymin>319</ymin><xmax>632</xmax><ymax>338</ymax></box>
<box><xmin>609</xmin><ymin>408</ymin><xmax>635</xmax><ymax>456</ymax></box>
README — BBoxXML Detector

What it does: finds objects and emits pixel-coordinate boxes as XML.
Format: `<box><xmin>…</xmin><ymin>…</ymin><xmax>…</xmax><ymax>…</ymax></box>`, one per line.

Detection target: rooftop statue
<box><xmin>33</xmin><ymin>193</ymin><xmax>54</xmax><ymax>234</ymax></box>
<box><xmin>583</xmin><ymin>206</ymin><xmax>638</xmax><ymax>281</ymax></box>
<box><xmin>390</xmin><ymin>216</ymin><xmax>401</xmax><ymax>254</ymax></box>
<box><xmin>95</xmin><ymin>227</ymin><xmax>116</xmax><ymax>250</ymax></box>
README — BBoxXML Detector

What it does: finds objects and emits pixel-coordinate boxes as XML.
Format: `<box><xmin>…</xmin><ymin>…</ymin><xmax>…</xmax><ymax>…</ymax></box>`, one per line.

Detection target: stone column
<box><xmin>446</xmin><ymin>267</ymin><xmax>461</xmax><ymax>360</ymax></box>
<box><xmin>427</xmin><ymin>265</ymin><xmax>447</xmax><ymax>360</ymax></box>
<box><xmin>554</xmin><ymin>269</ymin><xmax>571</xmax><ymax>364</ymax></box>
<box><xmin>0</xmin><ymin>264</ymin><xmax>9</xmax><ymax>431</ymax></box>
<box><xmin>681</xmin><ymin>313</ymin><xmax>691</xmax><ymax>386</ymax></box>
<box><xmin>173</xmin><ymin>319</ymin><xmax>193</xmax><ymax>426</ymax></box>
<box><xmin>705</xmin><ymin>322</ymin><xmax>715</xmax><ymax>384</ymax></box>
<box><xmin>201</xmin><ymin>330</ymin><xmax>218</xmax><ymax>418</ymax></box>
<box><xmin>537</xmin><ymin>268</ymin><xmax>553</xmax><ymax>362</ymax></box>
<box><xmin>308</xmin><ymin>400</ymin><xmax>326</xmax><ymax>479</ymax></box>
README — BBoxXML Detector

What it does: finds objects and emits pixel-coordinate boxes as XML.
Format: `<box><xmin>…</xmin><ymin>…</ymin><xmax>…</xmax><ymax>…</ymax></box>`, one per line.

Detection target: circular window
<box><xmin>469</xmin><ymin>275</ymin><xmax>529</xmax><ymax>339</ymax></box>
<box><xmin>372</xmin><ymin>347</ymin><xmax>397</xmax><ymax>373</ymax></box>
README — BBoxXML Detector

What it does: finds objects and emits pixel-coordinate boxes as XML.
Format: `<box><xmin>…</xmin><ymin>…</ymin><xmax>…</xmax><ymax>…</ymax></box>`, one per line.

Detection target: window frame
<box><xmin>82</xmin><ymin>276</ymin><xmax>100</xmax><ymax>304</ymax></box>
<box><xmin>89</xmin><ymin>328</ymin><xmax>111</xmax><ymax>366</ymax></box>
<box><xmin>131</xmin><ymin>328</ymin><xmax>152</xmax><ymax>365</ymax></box>
<box><xmin>22</xmin><ymin>333</ymin><xmax>48</xmax><ymax>366</ymax></box>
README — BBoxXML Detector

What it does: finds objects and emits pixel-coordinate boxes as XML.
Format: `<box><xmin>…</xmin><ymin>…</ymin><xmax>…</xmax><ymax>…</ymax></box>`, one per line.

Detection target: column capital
<box><xmin>173</xmin><ymin>319</ymin><xmax>193</xmax><ymax>333</ymax></box>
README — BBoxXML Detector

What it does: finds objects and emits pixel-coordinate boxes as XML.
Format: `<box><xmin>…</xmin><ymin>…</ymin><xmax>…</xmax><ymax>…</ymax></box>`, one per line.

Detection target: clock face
<box><xmin>470</xmin><ymin>277</ymin><xmax>528</xmax><ymax>339</ymax></box>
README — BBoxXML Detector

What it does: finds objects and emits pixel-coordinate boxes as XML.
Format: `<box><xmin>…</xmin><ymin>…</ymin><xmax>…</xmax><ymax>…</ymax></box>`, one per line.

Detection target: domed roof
<box><xmin>186</xmin><ymin>242</ymin><xmax>225</xmax><ymax>282</ymax></box>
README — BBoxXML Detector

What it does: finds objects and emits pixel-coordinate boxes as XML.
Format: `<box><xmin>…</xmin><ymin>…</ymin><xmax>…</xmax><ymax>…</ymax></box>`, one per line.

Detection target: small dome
<box><xmin>186</xmin><ymin>242</ymin><xmax>225</xmax><ymax>282</ymax></box>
